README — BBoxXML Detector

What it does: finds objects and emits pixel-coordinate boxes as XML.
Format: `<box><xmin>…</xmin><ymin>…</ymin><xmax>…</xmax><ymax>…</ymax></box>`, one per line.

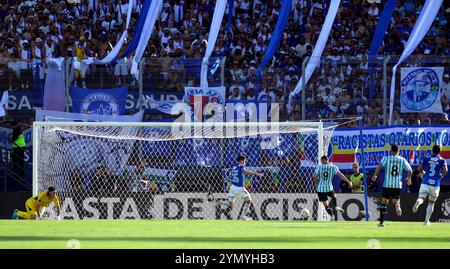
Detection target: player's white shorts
<box><xmin>227</xmin><ymin>184</ymin><xmax>250</xmax><ymax>202</ymax></box>
<box><xmin>418</xmin><ymin>184</ymin><xmax>440</xmax><ymax>201</ymax></box>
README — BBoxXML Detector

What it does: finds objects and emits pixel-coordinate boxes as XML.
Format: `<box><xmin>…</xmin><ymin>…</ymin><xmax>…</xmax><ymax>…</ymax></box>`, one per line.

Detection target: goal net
<box><xmin>33</xmin><ymin>121</ymin><xmax>337</xmax><ymax>220</ymax></box>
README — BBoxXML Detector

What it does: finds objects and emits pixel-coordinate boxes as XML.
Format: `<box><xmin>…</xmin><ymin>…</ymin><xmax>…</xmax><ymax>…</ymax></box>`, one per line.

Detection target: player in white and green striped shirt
<box><xmin>372</xmin><ymin>144</ymin><xmax>412</xmax><ymax>227</ymax></box>
<box><xmin>313</xmin><ymin>156</ymin><xmax>353</xmax><ymax>220</ymax></box>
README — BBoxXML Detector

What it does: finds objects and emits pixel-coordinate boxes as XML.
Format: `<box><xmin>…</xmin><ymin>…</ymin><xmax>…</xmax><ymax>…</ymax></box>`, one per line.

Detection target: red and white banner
<box><xmin>184</xmin><ymin>87</ymin><xmax>226</xmax><ymax>122</ymax></box>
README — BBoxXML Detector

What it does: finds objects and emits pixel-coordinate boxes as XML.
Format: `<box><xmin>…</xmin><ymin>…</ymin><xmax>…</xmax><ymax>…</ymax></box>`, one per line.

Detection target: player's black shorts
<box><xmin>317</xmin><ymin>191</ymin><xmax>335</xmax><ymax>202</ymax></box>
<box><xmin>382</xmin><ymin>188</ymin><xmax>401</xmax><ymax>200</ymax></box>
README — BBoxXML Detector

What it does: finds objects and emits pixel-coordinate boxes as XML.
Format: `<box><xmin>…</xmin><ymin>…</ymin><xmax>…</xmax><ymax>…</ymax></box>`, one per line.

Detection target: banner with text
<box><xmin>330</xmin><ymin>125</ymin><xmax>450</xmax><ymax>170</ymax></box>
<box><xmin>71</xmin><ymin>86</ymin><xmax>128</xmax><ymax>115</ymax></box>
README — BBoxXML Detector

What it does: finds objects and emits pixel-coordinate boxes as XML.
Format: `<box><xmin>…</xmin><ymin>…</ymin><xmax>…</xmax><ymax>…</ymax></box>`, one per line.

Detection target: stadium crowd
<box><xmin>0</xmin><ymin>0</ymin><xmax>448</xmax><ymax>126</ymax></box>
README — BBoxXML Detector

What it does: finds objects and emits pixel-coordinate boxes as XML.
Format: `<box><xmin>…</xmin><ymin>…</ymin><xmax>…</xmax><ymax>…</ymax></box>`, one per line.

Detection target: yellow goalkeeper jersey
<box><xmin>27</xmin><ymin>192</ymin><xmax>61</xmax><ymax>208</ymax></box>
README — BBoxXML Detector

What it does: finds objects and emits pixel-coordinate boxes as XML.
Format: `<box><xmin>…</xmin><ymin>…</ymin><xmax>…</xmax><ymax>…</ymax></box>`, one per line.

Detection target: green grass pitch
<box><xmin>0</xmin><ymin>220</ymin><xmax>449</xmax><ymax>249</ymax></box>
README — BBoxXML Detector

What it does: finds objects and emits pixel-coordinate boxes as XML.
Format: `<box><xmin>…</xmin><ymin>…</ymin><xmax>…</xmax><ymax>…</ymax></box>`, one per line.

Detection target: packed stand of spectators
<box><xmin>0</xmin><ymin>0</ymin><xmax>448</xmax><ymax>126</ymax></box>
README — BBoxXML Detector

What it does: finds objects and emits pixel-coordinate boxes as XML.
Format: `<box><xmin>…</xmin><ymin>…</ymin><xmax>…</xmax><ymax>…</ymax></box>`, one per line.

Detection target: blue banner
<box><xmin>141</xmin><ymin>125</ymin><xmax>173</xmax><ymax>157</ymax></box>
<box><xmin>6</xmin><ymin>92</ymin><xmax>41</xmax><ymax>114</ymax></box>
<box><xmin>368</xmin><ymin>0</ymin><xmax>398</xmax><ymax>98</ymax></box>
<box><xmin>119</xmin><ymin>0</ymin><xmax>152</xmax><ymax>59</ymax></box>
<box><xmin>127</xmin><ymin>90</ymin><xmax>183</xmax><ymax>114</ymax></box>
<box><xmin>256</xmin><ymin>0</ymin><xmax>291</xmax><ymax>80</ymax></box>
<box><xmin>183</xmin><ymin>57</ymin><xmax>222</xmax><ymax>78</ymax></box>
<box><xmin>226</xmin><ymin>0</ymin><xmax>234</xmax><ymax>34</ymax></box>
<box><xmin>71</xmin><ymin>86</ymin><xmax>128</xmax><ymax>115</ymax></box>
<box><xmin>193</xmin><ymin>139</ymin><xmax>222</xmax><ymax>166</ymax></box>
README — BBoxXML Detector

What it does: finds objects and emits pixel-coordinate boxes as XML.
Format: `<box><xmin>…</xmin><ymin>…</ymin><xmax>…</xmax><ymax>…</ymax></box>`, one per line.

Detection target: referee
<box><xmin>372</xmin><ymin>144</ymin><xmax>412</xmax><ymax>227</ymax></box>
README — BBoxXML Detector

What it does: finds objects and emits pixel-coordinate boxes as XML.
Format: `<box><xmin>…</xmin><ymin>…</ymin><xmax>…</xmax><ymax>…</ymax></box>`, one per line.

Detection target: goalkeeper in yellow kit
<box><xmin>12</xmin><ymin>187</ymin><xmax>61</xmax><ymax>220</ymax></box>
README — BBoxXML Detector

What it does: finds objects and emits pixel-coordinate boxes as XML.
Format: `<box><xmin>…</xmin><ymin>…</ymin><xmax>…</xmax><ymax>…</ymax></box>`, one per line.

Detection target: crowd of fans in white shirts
<box><xmin>0</xmin><ymin>0</ymin><xmax>448</xmax><ymax>126</ymax></box>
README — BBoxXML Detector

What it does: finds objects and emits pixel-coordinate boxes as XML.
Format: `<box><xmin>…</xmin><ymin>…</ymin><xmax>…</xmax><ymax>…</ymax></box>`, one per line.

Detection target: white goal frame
<box><xmin>33</xmin><ymin>121</ymin><xmax>326</xmax><ymax>220</ymax></box>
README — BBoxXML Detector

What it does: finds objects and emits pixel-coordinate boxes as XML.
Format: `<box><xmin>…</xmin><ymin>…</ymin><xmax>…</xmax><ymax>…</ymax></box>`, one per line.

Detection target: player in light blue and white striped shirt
<box><xmin>372</xmin><ymin>144</ymin><xmax>412</xmax><ymax>227</ymax></box>
<box><xmin>313</xmin><ymin>156</ymin><xmax>353</xmax><ymax>220</ymax></box>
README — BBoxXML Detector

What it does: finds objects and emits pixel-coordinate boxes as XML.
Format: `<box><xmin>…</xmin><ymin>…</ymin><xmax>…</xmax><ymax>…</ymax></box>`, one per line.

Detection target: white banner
<box><xmin>200</xmin><ymin>0</ymin><xmax>228</xmax><ymax>88</ymax></box>
<box><xmin>131</xmin><ymin>0</ymin><xmax>163</xmax><ymax>79</ymax></box>
<box><xmin>93</xmin><ymin>0</ymin><xmax>135</xmax><ymax>65</ymax></box>
<box><xmin>388</xmin><ymin>0</ymin><xmax>443</xmax><ymax>124</ymax></box>
<box><xmin>400</xmin><ymin>67</ymin><xmax>444</xmax><ymax>114</ymax></box>
<box><xmin>288</xmin><ymin>0</ymin><xmax>341</xmax><ymax>114</ymax></box>
<box><xmin>54</xmin><ymin>193</ymin><xmax>378</xmax><ymax>221</ymax></box>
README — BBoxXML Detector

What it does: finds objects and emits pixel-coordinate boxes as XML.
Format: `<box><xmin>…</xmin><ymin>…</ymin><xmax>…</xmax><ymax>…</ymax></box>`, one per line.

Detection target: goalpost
<box><xmin>33</xmin><ymin>121</ymin><xmax>337</xmax><ymax>220</ymax></box>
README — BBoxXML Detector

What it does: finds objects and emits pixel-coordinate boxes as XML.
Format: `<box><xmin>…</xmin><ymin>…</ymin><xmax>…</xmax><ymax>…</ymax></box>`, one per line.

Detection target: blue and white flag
<box><xmin>130</xmin><ymin>0</ymin><xmax>163</xmax><ymax>79</ymax></box>
<box><xmin>400</xmin><ymin>67</ymin><xmax>444</xmax><ymax>114</ymax></box>
<box><xmin>93</xmin><ymin>0</ymin><xmax>135</xmax><ymax>64</ymax></box>
<box><xmin>200</xmin><ymin>0</ymin><xmax>227</xmax><ymax>88</ymax></box>
<box><xmin>288</xmin><ymin>0</ymin><xmax>341</xmax><ymax>114</ymax></box>
<box><xmin>145</xmin><ymin>95</ymin><xmax>180</xmax><ymax>115</ymax></box>
<box><xmin>388</xmin><ymin>0</ymin><xmax>443</xmax><ymax>124</ymax></box>
<box><xmin>71</xmin><ymin>86</ymin><xmax>128</xmax><ymax>115</ymax></box>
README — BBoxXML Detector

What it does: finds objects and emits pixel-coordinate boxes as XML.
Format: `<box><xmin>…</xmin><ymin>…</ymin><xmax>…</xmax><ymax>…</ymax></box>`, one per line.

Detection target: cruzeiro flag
<box><xmin>400</xmin><ymin>67</ymin><xmax>444</xmax><ymax>114</ymax></box>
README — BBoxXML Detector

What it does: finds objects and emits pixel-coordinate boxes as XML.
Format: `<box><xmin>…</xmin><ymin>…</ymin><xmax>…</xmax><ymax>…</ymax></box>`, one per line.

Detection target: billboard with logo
<box><xmin>71</xmin><ymin>86</ymin><xmax>128</xmax><ymax>115</ymax></box>
<box><xmin>4</xmin><ymin>192</ymin><xmax>450</xmax><ymax>222</ymax></box>
<box><xmin>37</xmin><ymin>193</ymin><xmax>378</xmax><ymax>221</ymax></box>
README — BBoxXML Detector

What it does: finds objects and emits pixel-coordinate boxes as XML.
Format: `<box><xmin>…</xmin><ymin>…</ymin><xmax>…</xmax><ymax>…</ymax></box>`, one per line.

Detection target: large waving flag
<box><xmin>93</xmin><ymin>0</ymin><xmax>135</xmax><ymax>64</ymax></box>
<box><xmin>389</xmin><ymin>0</ymin><xmax>443</xmax><ymax>125</ymax></box>
<box><xmin>288</xmin><ymin>0</ymin><xmax>341</xmax><ymax>114</ymax></box>
<box><xmin>256</xmin><ymin>0</ymin><xmax>291</xmax><ymax>81</ymax></box>
<box><xmin>367</xmin><ymin>0</ymin><xmax>398</xmax><ymax>98</ymax></box>
<box><xmin>200</xmin><ymin>0</ymin><xmax>228</xmax><ymax>88</ymax></box>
